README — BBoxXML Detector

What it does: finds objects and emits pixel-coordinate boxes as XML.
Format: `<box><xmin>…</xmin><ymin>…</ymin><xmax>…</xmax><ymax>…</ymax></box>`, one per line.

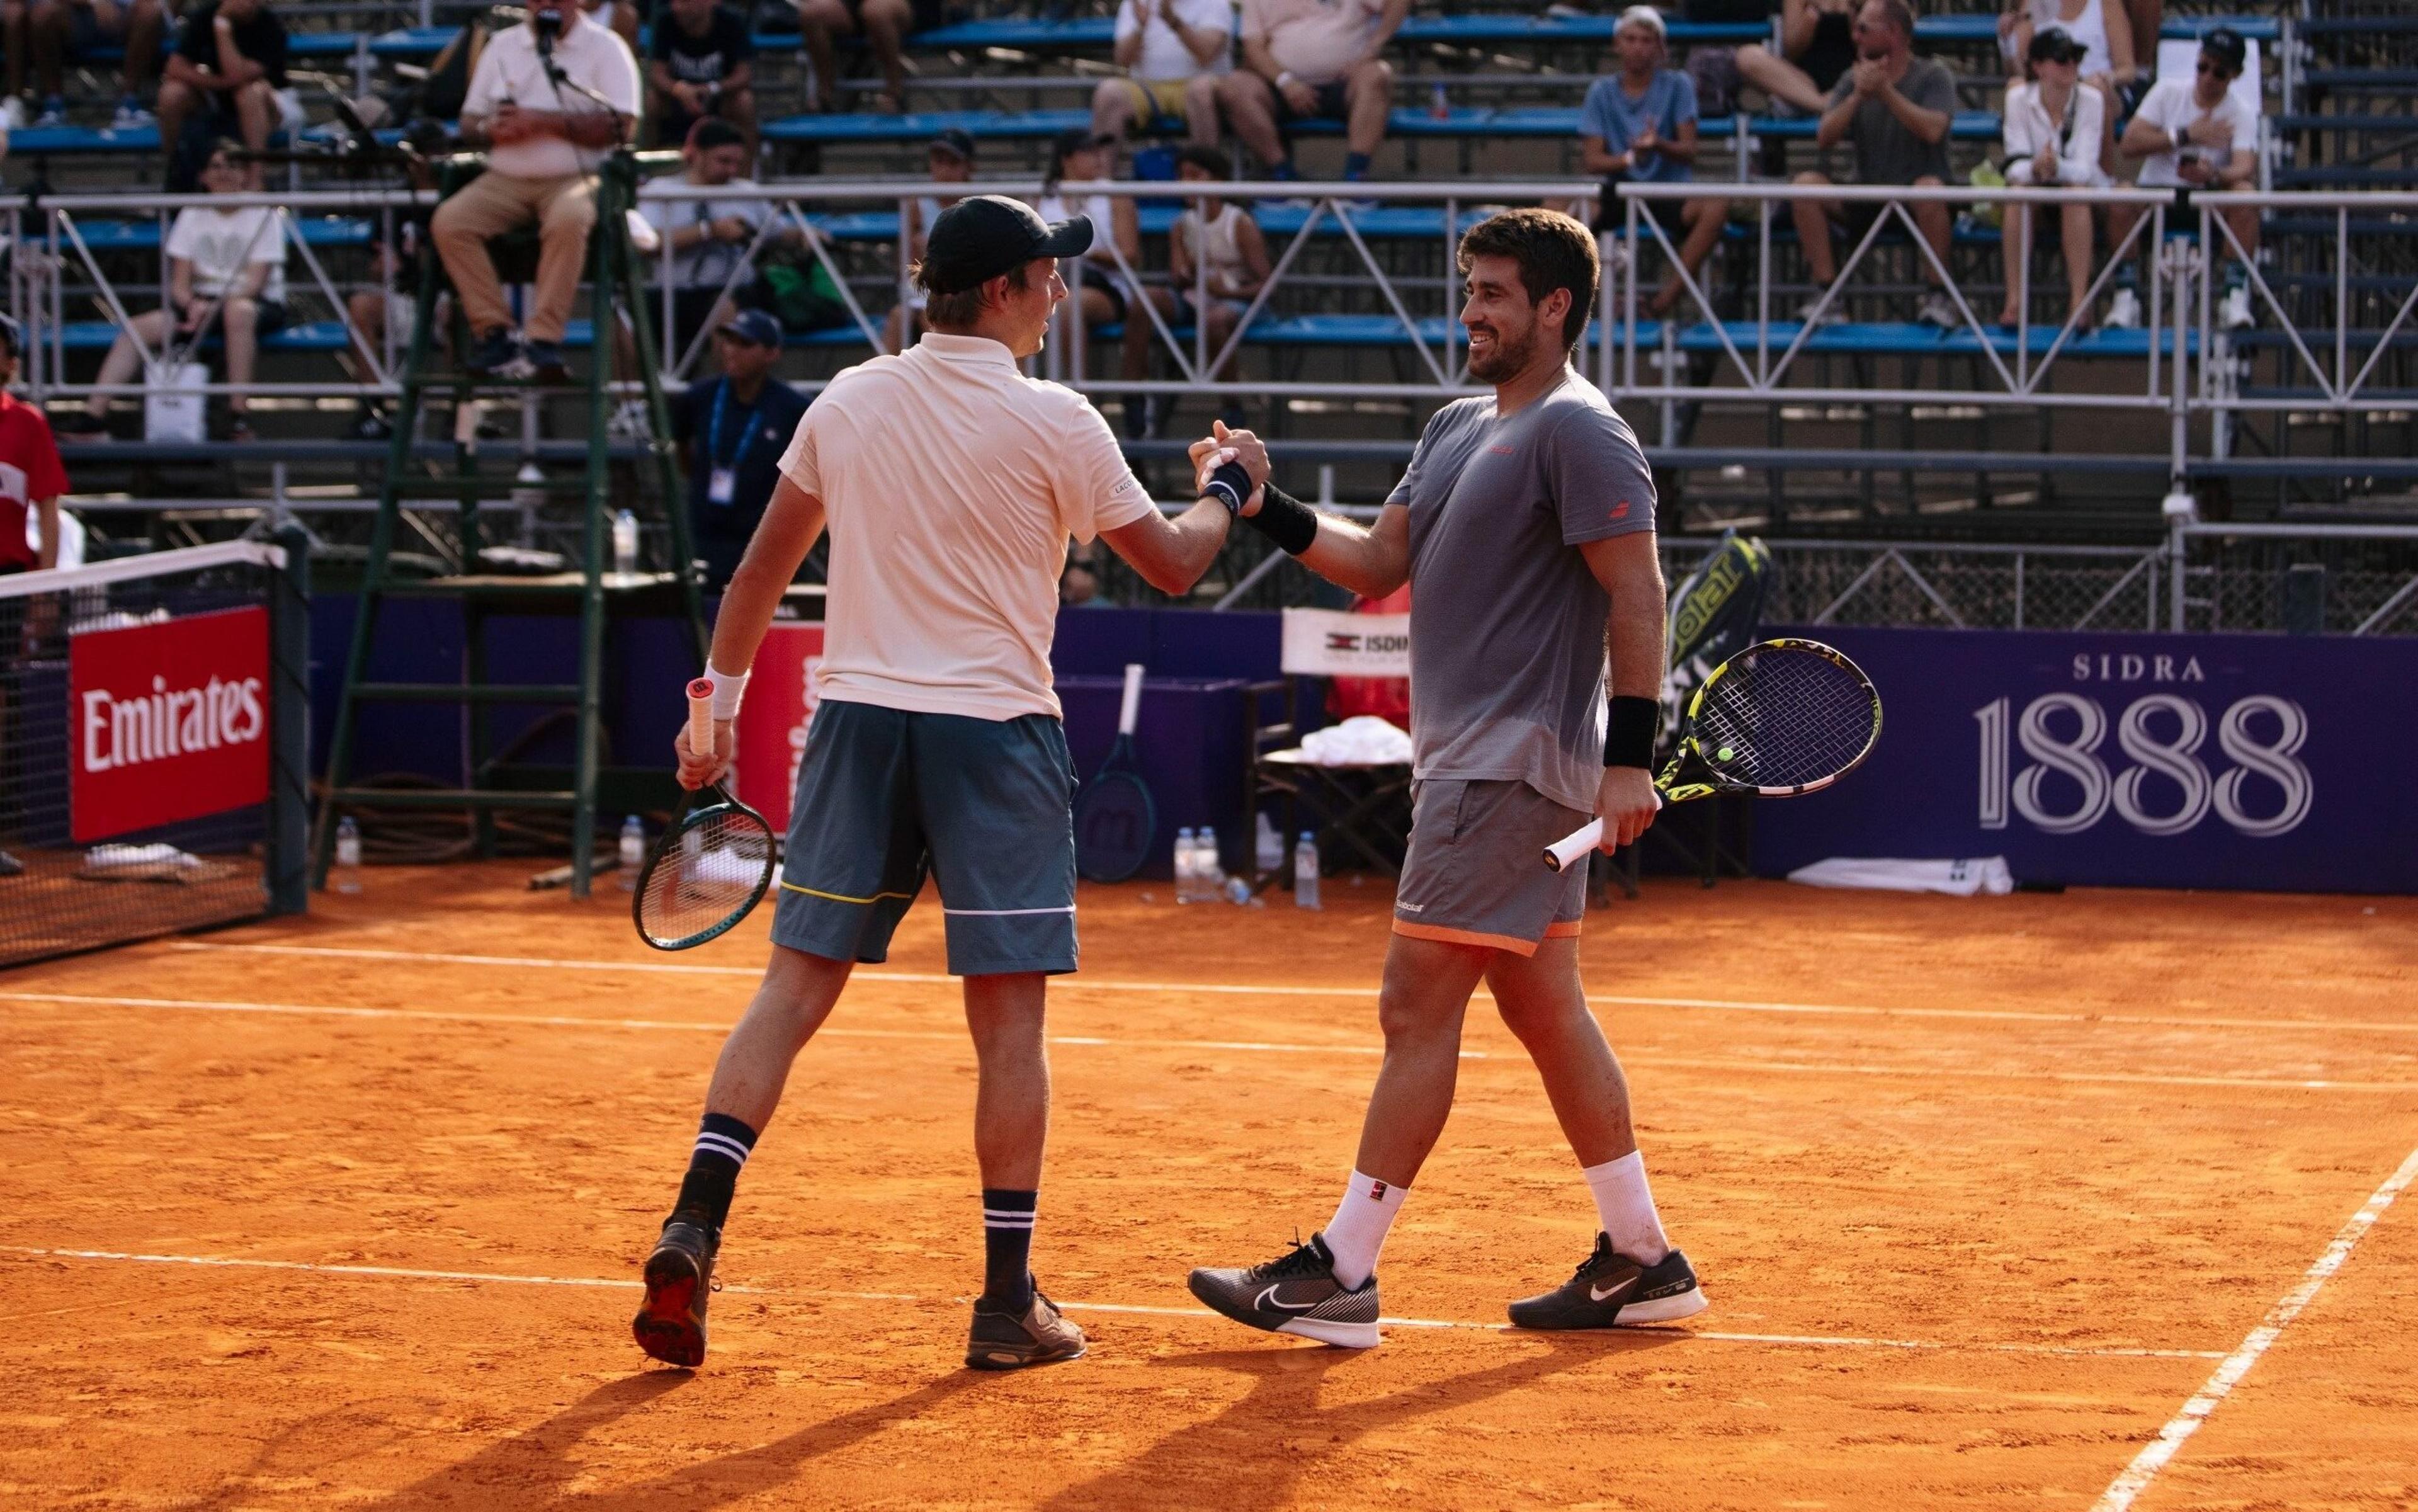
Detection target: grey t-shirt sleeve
<box><xmin>1550</xmin><ymin>404</ymin><xmax>1657</xmax><ymax>545</ymax></box>
<box><xmin>1385</xmin><ymin>405</ymin><xmax>1450</xmax><ymax>509</ymax></box>
<box><xmin>1907</xmin><ymin>59</ymin><xmax>1958</xmax><ymax>116</ymax></box>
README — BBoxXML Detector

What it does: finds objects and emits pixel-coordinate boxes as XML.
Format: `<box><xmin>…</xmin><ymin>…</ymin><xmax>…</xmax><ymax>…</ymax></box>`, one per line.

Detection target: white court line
<box><xmin>0</xmin><ymin>1245</ymin><xmax>2222</xmax><ymax>1362</ymax></box>
<box><xmin>167</xmin><ymin>941</ymin><xmax>2418</xmax><ymax>1037</ymax></box>
<box><xmin>2089</xmin><ymin>1140</ymin><xmax>2418</xmax><ymax>1512</ymax></box>
<box><xmin>0</xmin><ymin>989</ymin><xmax>2393</xmax><ymax>1094</ymax></box>
<box><xmin>8</xmin><ymin>990</ymin><xmax>2415</xmax><ymax>1094</ymax></box>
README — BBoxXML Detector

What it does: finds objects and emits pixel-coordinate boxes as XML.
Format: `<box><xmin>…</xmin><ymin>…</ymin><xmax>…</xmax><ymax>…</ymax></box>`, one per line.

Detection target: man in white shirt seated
<box><xmin>2104</xmin><ymin>26</ymin><xmax>2259</xmax><ymax>329</ymax></box>
<box><xmin>1091</xmin><ymin>0</ymin><xmax>1230</xmax><ymax>147</ymax></box>
<box><xmin>431</xmin><ymin>0</ymin><xmax>641</xmax><ymax>378</ymax></box>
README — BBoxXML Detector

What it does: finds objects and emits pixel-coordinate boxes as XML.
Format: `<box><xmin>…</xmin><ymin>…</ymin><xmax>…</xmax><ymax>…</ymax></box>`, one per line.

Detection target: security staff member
<box><xmin>669</xmin><ymin>309</ymin><xmax>809</xmax><ymax>589</ymax></box>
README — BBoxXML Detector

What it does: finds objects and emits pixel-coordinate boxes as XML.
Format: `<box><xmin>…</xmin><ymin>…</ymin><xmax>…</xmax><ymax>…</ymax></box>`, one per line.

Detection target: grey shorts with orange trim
<box><xmin>1391</xmin><ymin>778</ymin><xmax>1591</xmax><ymax>957</ymax></box>
<box><xmin>770</xmin><ymin>698</ymin><xmax>1080</xmax><ymax>976</ymax></box>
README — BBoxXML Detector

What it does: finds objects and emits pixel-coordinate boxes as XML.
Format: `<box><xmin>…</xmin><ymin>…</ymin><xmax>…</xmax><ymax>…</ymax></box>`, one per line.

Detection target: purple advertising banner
<box><xmin>1749</xmin><ymin>627</ymin><xmax>2418</xmax><ymax>894</ymax></box>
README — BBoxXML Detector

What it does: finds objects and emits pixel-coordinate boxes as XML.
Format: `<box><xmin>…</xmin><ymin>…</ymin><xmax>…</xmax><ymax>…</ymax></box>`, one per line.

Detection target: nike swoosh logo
<box><xmin>1589</xmin><ymin>1276</ymin><xmax>1637</xmax><ymax>1304</ymax></box>
<box><xmin>1256</xmin><ymin>1285</ymin><xmax>1320</xmax><ymax>1312</ymax></box>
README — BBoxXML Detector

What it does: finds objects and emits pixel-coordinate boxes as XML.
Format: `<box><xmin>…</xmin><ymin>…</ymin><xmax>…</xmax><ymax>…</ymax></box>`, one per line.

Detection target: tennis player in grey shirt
<box><xmin>1185</xmin><ymin>208</ymin><xmax>1708</xmax><ymax>1348</ymax></box>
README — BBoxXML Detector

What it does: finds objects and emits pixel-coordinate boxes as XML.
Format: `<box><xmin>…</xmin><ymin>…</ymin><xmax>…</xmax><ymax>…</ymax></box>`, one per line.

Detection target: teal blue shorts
<box><xmin>771</xmin><ymin>698</ymin><xmax>1079</xmax><ymax>976</ymax></box>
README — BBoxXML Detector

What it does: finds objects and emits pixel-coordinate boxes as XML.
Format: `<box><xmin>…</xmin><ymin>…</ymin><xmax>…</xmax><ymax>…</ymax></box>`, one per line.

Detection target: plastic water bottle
<box><xmin>1222</xmin><ymin>875</ymin><xmax>1252</xmax><ymax>905</ymax></box>
<box><xmin>618</xmin><ymin>814</ymin><xmax>645</xmax><ymax>891</ymax></box>
<box><xmin>1197</xmin><ymin>828</ymin><xmax>1225</xmax><ymax>891</ymax></box>
<box><xmin>1255</xmin><ymin>810</ymin><xmax>1285</xmax><ymax>874</ymax></box>
<box><xmin>333</xmin><ymin>816</ymin><xmax>363</xmax><ymax>895</ymax></box>
<box><xmin>1293</xmin><ymin>831</ymin><xmax>1320</xmax><ymax>909</ymax></box>
<box><xmin>1174</xmin><ymin>827</ymin><xmax>1198</xmax><ymax>903</ymax></box>
<box><xmin>613</xmin><ymin>508</ymin><xmax>640</xmax><ymax>576</ymax></box>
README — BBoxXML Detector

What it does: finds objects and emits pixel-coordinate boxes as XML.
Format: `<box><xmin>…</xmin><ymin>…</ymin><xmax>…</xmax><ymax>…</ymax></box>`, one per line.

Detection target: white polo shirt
<box><xmin>462</xmin><ymin>13</ymin><xmax>642</xmax><ymax>179</ymax></box>
<box><xmin>775</xmin><ymin>333</ymin><xmax>1158</xmax><ymax>722</ymax></box>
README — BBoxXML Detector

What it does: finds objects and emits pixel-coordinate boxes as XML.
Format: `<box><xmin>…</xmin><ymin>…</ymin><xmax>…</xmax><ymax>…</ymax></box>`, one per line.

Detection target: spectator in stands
<box><xmin>156</xmin><ymin>0</ymin><xmax>292</xmax><ymax>190</ymax></box>
<box><xmin>342</xmin><ymin>154</ymin><xmax>440</xmax><ymax>440</ymax></box>
<box><xmin>66</xmin><ymin>141</ymin><xmax>286</xmax><ymax>441</ymax></box>
<box><xmin>671</xmin><ymin>309</ymin><xmax>809</xmax><ymax>589</ymax></box>
<box><xmin>797</xmin><ymin>0</ymin><xmax>937</xmax><ymax>115</ymax></box>
<box><xmin>434</xmin><ymin>0</ymin><xmax>640</xmax><ymax>377</ymax></box>
<box><xmin>1218</xmin><ymin>0</ymin><xmax>1409</xmax><ymax>185</ymax></box>
<box><xmin>1736</xmin><ymin>0</ymin><xmax>1859</xmax><ymax>115</ymax></box>
<box><xmin>2</xmin><ymin>0</ymin><xmax>168</xmax><ymax>131</ymax></box>
<box><xmin>887</xmin><ymin>127</ymin><xmax>975</xmax><ymax>350</ymax></box>
<box><xmin>582</xmin><ymin>0</ymin><xmax>639</xmax><ymax>53</ymax></box>
<box><xmin>2002</xmin><ymin>0</ymin><xmax>2141</xmax><ymax>99</ymax></box>
<box><xmin>1997</xmin><ymin>28</ymin><xmax>2108</xmax><ymax>329</ymax></box>
<box><xmin>2106</xmin><ymin>26</ymin><xmax>2258</xmax><ymax>329</ymax></box>
<box><xmin>649</xmin><ymin>0</ymin><xmax>757</xmax><ymax>154</ymax></box>
<box><xmin>1035</xmin><ymin>129</ymin><xmax>1145</xmax><ymax>361</ymax></box>
<box><xmin>1790</xmin><ymin>0</ymin><xmax>1961</xmax><ymax>328</ymax></box>
<box><xmin>1159</xmin><ymin>142</ymin><xmax>1271</xmax><ymax>433</ymax></box>
<box><xmin>0</xmin><ymin>317</ymin><xmax>65</xmax><ymax>580</ymax></box>
<box><xmin>1581</xmin><ymin>6</ymin><xmax>1730</xmax><ymax>321</ymax></box>
<box><xmin>640</xmin><ymin>119</ymin><xmax>800</xmax><ymax>358</ymax></box>
<box><xmin>1092</xmin><ymin>0</ymin><xmax>1230</xmax><ymax>147</ymax></box>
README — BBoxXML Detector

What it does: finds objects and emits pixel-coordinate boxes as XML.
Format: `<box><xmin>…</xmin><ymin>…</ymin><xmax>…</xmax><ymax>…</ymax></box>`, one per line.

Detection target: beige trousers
<box><xmin>429</xmin><ymin>171</ymin><xmax>596</xmax><ymax>343</ymax></box>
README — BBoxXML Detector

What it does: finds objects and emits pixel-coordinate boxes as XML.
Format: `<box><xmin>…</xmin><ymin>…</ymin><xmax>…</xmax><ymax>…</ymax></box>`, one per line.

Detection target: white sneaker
<box><xmin>607</xmin><ymin>400</ymin><xmax>650</xmax><ymax>440</ymax></box>
<box><xmin>1916</xmin><ymin>290</ymin><xmax>1961</xmax><ymax>329</ymax></box>
<box><xmin>2220</xmin><ymin>284</ymin><xmax>2254</xmax><ymax>330</ymax></box>
<box><xmin>2103</xmin><ymin>287</ymin><xmax>2142</xmax><ymax>330</ymax></box>
<box><xmin>1</xmin><ymin>96</ymin><xmax>29</xmax><ymax>132</ymax></box>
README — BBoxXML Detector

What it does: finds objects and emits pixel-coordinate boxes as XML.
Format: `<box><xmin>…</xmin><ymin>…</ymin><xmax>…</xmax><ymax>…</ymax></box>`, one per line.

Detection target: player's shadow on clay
<box><xmin>350</xmin><ymin>1367</ymin><xmax>982</xmax><ymax>1512</ymax></box>
<box><xmin>1036</xmin><ymin>1329</ymin><xmax>1686</xmax><ymax>1511</ymax></box>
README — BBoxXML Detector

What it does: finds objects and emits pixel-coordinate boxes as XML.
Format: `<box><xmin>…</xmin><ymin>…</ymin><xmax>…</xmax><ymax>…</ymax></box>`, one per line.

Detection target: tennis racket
<box><xmin>1073</xmin><ymin>662</ymin><xmax>1157</xmax><ymax>884</ymax></box>
<box><xmin>1544</xmin><ymin>638</ymin><xmax>1882</xmax><ymax>872</ymax></box>
<box><xmin>632</xmin><ymin>678</ymin><xmax>779</xmax><ymax>949</ymax></box>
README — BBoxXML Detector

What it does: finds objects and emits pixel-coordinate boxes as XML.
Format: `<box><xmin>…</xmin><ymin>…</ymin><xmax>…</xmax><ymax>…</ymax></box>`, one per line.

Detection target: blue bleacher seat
<box><xmin>288</xmin><ymin>31</ymin><xmax>366</xmax><ymax>59</ymax></box>
<box><xmin>54</xmin><ymin>218</ymin><xmax>374</xmax><ymax>252</ymax></box>
<box><xmin>11</xmin><ymin>123</ymin><xmax>157</xmax><ymax>154</ymax></box>
<box><xmin>55</xmin><ymin>319</ymin><xmax>356</xmax><ymax>353</ymax></box>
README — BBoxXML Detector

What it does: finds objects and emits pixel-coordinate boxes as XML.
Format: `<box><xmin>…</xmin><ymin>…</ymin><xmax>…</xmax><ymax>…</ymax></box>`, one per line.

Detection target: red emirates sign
<box><xmin>733</xmin><ymin>622</ymin><xmax>823</xmax><ymax>831</ymax></box>
<box><xmin>70</xmin><ymin>605</ymin><xmax>271</xmax><ymax>842</ymax></box>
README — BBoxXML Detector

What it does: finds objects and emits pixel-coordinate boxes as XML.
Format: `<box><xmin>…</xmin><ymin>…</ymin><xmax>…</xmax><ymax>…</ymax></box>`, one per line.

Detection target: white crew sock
<box><xmin>1582</xmin><ymin>1151</ymin><xmax>1670</xmax><ymax>1265</ymax></box>
<box><xmin>1321</xmin><ymin>1169</ymin><xmax>1407</xmax><ymax>1290</ymax></box>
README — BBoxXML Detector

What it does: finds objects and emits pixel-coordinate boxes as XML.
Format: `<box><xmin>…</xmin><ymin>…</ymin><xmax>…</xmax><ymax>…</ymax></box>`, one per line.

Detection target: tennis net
<box><xmin>0</xmin><ymin>533</ymin><xmax>310</xmax><ymax>967</ymax></box>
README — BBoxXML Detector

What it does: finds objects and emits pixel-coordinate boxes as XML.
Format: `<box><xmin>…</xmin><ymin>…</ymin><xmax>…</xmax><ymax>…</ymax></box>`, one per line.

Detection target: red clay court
<box><xmin>3</xmin><ymin>865</ymin><xmax>2412</xmax><ymax>1509</ymax></box>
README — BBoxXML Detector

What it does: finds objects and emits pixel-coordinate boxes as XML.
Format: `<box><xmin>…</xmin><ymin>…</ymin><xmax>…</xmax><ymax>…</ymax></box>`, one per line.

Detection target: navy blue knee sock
<box><xmin>980</xmin><ymin>1189</ymin><xmax>1037</xmax><ymax>1312</ymax></box>
<box><xmin>672</xmin><ymin>1112</ymin><xmax>758</xmax><ymax>1234</ymax></box>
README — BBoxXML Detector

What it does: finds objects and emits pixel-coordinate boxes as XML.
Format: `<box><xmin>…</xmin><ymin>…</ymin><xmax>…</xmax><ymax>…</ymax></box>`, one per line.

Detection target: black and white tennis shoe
<box><xmin>1187</xmin><ymin>1232</ymin><xmax>1381</xmax><ymax>1349</ymax></box>
<box><xmin>1506</xmin><ymin>1234</ymin><xmax>1708</xmax><ymax>1330</ymax></box>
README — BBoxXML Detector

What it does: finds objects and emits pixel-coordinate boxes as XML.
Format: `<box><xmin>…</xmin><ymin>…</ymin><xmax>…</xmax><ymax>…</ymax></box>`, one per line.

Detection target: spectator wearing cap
<box><xmin>1790</xmin><ymin>0</ymin><xmax>1963</xmax><ymax>329</ymax></box>
<box><xmin>649</xmin><ymin>0</ymin><xmax>757</xmax><ymax>154</ymax></box>
<box><xmin>1997</xmin><ymin>27</ymin><xmax>2108</xmax><ymax>329</ymax></box>
<box><xmin>2108</xmin><ymin>26</ymin><xmax>2258</xmax><ymax>329</ymax></box>
<box><xmin>672</xmin><ymin>308</ymin><xmax>809</xmax><ymax>589</ymax></box>
<box><xmin>1218</xmin><ymin>0</ymin><xmax>1410</xmax><ymax>185</ymax></box>
<box><xmin>888</xmin><ymin>128</ymin><xmax>977</xmax><ymax>351</ymax></box>
<box><xmin>1581</xmin><ymin>6</ymin><xmax>1731</xmax><ymax>321</ymax></box>
<box><xmin>797</xmin><ymin>0</ymin><xmax>939</xmax><ymax>115</ymax></box>
<box><xmin>1092</xmin><ymin>0</ymin><xmax>1230</xmax><ymax>147</ymax></box>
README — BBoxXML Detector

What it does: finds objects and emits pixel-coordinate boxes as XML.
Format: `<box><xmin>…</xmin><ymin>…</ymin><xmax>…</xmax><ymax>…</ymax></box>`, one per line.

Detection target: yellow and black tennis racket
<box><xmin>1545</xmin><ymin>638</ymin><xmax>1882</xmax><ymax>871</ymax></box>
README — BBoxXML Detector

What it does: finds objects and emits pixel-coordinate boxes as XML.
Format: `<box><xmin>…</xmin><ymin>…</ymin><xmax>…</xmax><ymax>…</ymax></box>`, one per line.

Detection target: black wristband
<box><xmin>1201</xmin><ymin>460</ymin><xmax>1252</xmax><ymax>518</ymax></box>
<box><xmin>1604</xmin><ymin>695</ymin><xmax>1659</xmax><ymax>768</ymax></box>
<box><xmin>1243</xmin><ymin>480</ymin><xmax>1320</xmax><ymax>556</ymax></box>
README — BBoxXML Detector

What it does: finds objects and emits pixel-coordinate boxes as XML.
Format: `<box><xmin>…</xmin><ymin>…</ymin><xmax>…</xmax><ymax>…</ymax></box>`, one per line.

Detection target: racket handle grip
<box><xmin>1118</xmin><ymin>662</ymin><xmax>1144</xmax><ymax>734</ymax></box>
<box><xmin>686</xmin><ymin>677</ymin><xmax>715</xmax><ymax>755</ymax></box>
<box><xmin>1543</xmin><ymin>819</ymin><xmax>1604</xmax><ymax>873</ymax></box>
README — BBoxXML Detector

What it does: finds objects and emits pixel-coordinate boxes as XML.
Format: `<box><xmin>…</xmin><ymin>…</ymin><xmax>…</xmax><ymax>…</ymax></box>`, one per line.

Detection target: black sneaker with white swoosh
<box><xmin>1186</xmin><ymin>1232</ymin><xmax>1381</xmax><ymax>1348</ymax></box>
<box><xmin>1506</xmin><ymin>1234</ymin><xmax>1708</xmax><ymax>1330</ymax></box>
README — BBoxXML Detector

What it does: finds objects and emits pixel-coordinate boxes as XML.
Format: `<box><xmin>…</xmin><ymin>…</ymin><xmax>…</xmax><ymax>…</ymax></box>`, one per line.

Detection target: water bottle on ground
<box><xmin>1255</xmin><ymin>810</ymin><xmax>1284</xmax><ymax>875</ymax></box>
<box><xmin>1198</xmin><ymin>827</ymin><xmax>1225</xmax><ymax>892</ymax></box>
<box><xmin>613</xmin><ymin>508</ymin><xmax>640</xmax><ymax>576</ymax></box>
<box><xmin>333</xmin><ymin>816</ymin><xmax>363</xmax><ymax>895</ymax></box>
<box><xmin>618</xmin><ymin>814</ymin><xmax>645</xmax><ymax>892</ymax></box>
<box><xmin>1293</xmin><ymin>831</ymin><xmax>1320</xmax><ymax>909</ymax></box>
<box><xmin>1174</xmin><ymin>827</ymin><xmax>1198</xmax><ymax>903</ymax></box>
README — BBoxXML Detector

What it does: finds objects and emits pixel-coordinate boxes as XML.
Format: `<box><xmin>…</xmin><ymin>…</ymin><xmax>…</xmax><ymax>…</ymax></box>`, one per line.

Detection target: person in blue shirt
<box><xmin>671</xmin><ymin>309</ymin><xmax>812</xmax><ymax>590</ymax></box>
<box><xmin>1578</xmin><ymin>6</ymin><xmax>1730</xmax><ymax>321</ymax></box>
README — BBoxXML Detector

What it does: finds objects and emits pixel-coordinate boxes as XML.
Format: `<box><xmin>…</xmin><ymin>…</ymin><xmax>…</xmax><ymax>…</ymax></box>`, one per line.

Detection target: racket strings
<box><xmin>1693</xmin><ymin>649</ymin><xmax>1877</xmax><ymax>789</ymax></box>
<box><xmin>638</xmin><ymin>809</ymin><xmax>776</xmax><ymax>945</ymax></box>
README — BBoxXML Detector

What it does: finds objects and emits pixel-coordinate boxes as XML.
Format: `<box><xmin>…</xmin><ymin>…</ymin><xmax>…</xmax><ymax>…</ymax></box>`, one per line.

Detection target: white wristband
<box><xmin>702</xmin><ymin>664</ymin><xmax>749</xmax><ymax>722</ymax></box>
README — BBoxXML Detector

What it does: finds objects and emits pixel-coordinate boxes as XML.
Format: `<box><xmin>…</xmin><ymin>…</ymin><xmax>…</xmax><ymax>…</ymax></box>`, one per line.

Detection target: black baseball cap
<box><xmin>2199</xmin><ymin>25</ymin><xmax>2246</xmax><ymax>74</ymax></box>
<box><xmin>920</xmin><ymin>195</ymin><xmax>1094</xmax><ymax>295</ymax></box>
<box><xmin>928</xmin><ymin>127</ymin><xmax>977</xmax><ymax>162</ymax></box>
<box><xmin>717</xmin><ymin>308</ymin><xmax>784</xmax><ymax>348</ymax></box>
<box><xmin>2028</xmin><ymin>26</ymin><xmax>2085</xmax><ymax>64</ymax></box>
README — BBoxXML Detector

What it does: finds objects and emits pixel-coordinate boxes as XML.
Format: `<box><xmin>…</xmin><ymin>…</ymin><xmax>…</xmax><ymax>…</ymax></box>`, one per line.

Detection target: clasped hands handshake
<box><xmin>1186</xmin><ymin>419</ymin><xmax>1273</xmax><ymax>517</ymax></box>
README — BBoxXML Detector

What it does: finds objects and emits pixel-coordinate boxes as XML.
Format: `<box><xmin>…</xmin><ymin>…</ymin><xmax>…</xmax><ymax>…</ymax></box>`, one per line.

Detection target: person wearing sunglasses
<box><xmin>2106</xmin><ymin>26</ymin><xmax>2257</xmax><ymax>329</ymax></box>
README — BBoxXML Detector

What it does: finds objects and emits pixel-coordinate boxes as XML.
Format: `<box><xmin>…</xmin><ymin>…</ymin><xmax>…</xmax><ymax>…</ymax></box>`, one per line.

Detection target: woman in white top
<box><xmin>2006</xmin><ymin>0</ymin><xmax>2133</xmax><ymax>93</ymax></box>
<box><xmin>1032</xmin><ymin>128</ymin><xmax>1150</xmax><ymax>389</ymax></box>
<box><xmin>1998</xmin><ymin>29</ymin><xmax>2109</xmax><ymax>329</ymax></box>
<box><xmin>72</xmin><ymin>141</ymin><xmax>288</xmax><ymax>440</ymax></box>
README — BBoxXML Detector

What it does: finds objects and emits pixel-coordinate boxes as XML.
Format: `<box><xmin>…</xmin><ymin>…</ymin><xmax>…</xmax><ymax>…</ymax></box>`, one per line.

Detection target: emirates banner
<box><xmin>734</xmin><ymin>622</ymin><xmax>824</xmax><ymax>831</ymax></box>
<box><xmin>71</xmin><ymin>605</ymin><xmax>271</xmax><ymax>842</ymax></box>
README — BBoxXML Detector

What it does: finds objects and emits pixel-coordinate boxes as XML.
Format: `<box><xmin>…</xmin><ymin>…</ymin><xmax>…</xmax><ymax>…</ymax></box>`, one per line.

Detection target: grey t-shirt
<box><xmin>1826</xmin><ymin>55</ymin><xmax>1957</xmax><ymax>185</ymax></box>
<box><xmin>1387</xmin><ymin>372</ymin><xmax>1657</xmax><ymax>812</ymax></box>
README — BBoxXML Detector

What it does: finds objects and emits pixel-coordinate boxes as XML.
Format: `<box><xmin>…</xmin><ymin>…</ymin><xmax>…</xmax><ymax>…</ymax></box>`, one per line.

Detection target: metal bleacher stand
<box><xmin>310</xmin><ymin>148</ymin><xmax>707</xmax><ymax>901</ymax></box>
